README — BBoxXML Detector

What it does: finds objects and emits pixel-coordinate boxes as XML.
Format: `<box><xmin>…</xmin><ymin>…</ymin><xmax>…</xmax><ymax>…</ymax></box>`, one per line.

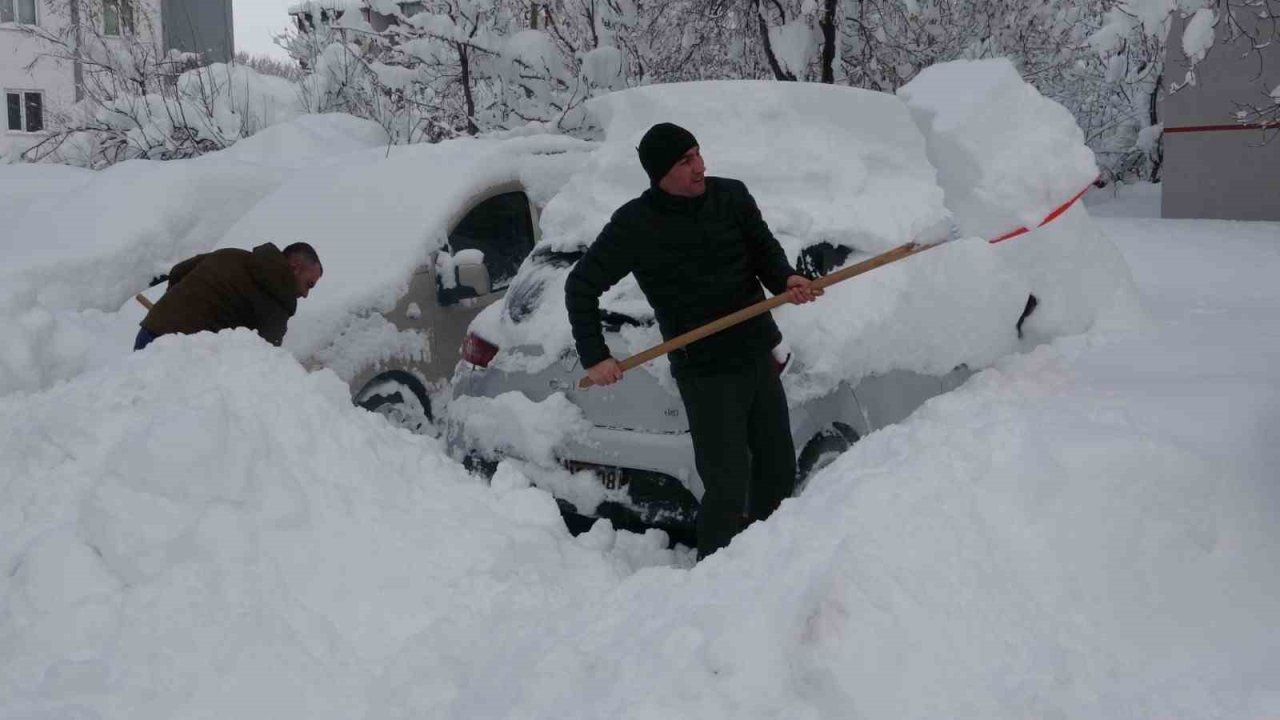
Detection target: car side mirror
<box><xmin>455</xmin><ymin>249</ymin><xmax>491</xmax><ymax>296</ymax></box>
<box><xmin>437</xmin><ymin>249</ymin><xmax>490</xmax><ymax>306</ymax></box>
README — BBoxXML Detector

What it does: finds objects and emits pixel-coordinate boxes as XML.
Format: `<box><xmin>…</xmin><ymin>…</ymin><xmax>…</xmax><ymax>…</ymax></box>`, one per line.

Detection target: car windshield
<box><xmin>504</xmin><ymin>246</ymin><xmax>654</xmax><ymax>329</ymax></box>
<box><xmin>504</xmin><ymin>247</ymin><xmax>582</xmax><ymax>324</ymax></box>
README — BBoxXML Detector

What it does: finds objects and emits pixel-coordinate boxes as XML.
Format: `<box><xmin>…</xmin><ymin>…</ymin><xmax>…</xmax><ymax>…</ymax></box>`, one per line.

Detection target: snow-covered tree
<box><xmin>13</xmin><ymin>1</ymin><xmax>301</xmax><ymax>166</ymax></box>
<box><xmin>1090</xmin><ymin>0</ymin><xmax>1280</xmax><ymax>160</ymax></box>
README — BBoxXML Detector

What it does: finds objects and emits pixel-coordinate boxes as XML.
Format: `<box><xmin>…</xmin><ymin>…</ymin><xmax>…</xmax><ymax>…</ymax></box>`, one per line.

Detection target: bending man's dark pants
<box><xmin>133</xmin><ymin>327</ymin><xmax>160</xmax><ymax>351</ymax></box>
<box><xmin>675</xmin><ymin>351</ymin><xmax>796</xmax><ymax>560</ymax></box>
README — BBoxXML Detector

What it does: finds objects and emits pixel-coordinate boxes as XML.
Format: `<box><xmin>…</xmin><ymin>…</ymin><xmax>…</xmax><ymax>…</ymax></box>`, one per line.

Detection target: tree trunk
<box><xmin>819</xmin><ymin>0</ymin><xmax>836</xmax><ymax>83</ymax></box>
<box><xmin>458</xmin><ymin>42</ymin><xmax>478</xmax><ymax>135</ymax></box>
<box><xmin>71</xmin><ymin>0</ymin><xmax>84</xmax><ymax>101</ymax></box>
<box><xmin>755</xmin><ymin>0</ymin><xmax>796</xmax><ymax>81</ymax></box>
<box><xmin>1149</xmin><ymin>71</ymin><xmax>1163</xmax><ymax>182</ymax></box>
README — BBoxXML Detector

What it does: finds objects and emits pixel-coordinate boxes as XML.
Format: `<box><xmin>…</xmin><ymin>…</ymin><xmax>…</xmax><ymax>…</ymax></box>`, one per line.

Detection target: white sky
<box><xmin>233</xmin><ymin>0</ymin><xmax>297</xmax><ymax>60</ymax></box>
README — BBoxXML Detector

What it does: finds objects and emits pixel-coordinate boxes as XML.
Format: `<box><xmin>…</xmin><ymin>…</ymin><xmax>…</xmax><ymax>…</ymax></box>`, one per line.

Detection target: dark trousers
<box><xmin>133</xmin><ymin>327</ymin><xmax>160</xmax><ymax>351</ymax></box>
<box><xmin>675</xmin><ymin>352</ymin><xmax>796</xmax><ymax>560</ymax></box>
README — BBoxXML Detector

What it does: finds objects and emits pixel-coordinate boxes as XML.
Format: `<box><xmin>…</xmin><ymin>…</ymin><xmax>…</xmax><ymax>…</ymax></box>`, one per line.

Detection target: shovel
<box><xmin>577</xmin><ymin>240</ymin><xmax>931</xmax><ymax>389</ymax></box>
<box><xmin>574</xmin><ymin>177</ymin><xmax>1097</xmax><ymax>389</ymax></box>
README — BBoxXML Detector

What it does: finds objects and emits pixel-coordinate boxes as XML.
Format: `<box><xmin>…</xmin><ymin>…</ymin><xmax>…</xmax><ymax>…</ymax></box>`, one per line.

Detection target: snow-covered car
<box><xmin>131</xmin><ymin>122</ymin><xmax>598</xmax><ymax>432</ymax></box>
<box><xmin>444</xmin><ymin>65</ymin><xmax>1129</xmax><ymax>543</ymax></box>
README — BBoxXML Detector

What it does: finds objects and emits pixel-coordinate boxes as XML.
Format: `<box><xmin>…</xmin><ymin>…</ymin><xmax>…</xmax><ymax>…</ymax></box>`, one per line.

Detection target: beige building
<box><xmin>2</xmin><ymin>0</ymin><xmax>232</xmax><ymax>157</ymax></box>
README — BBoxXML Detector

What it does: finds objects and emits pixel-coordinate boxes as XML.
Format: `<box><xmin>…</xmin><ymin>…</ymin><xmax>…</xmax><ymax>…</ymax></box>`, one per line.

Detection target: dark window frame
<box><xmin>103</xmin><ymin>0</ymin><xmax>135</xmax><ymax>36</ymax></box>
<box><xmin>0</xmin><ymin>0</ymin><xmax>38</xmax><ymax>25</ymax></box>
<box><xmin>5</xmin><ymin>90</ymin><xmax>44</xmax><ymax>133</ymax></box>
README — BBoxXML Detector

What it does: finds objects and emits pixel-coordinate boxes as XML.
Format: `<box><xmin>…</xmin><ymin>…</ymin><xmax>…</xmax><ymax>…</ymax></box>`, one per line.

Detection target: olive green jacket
<box><xmin>141</xmin><ymin>243</ymin><xmax>298</xmax><ymax>346</ymax></box>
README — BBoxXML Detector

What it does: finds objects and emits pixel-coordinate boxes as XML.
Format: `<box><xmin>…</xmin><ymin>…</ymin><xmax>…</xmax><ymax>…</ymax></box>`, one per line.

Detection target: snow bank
<box><xmin>456</xmin><ymin>329</ymin><xmax>1279</xmax><ymax>720</ymax></box>
<box><xmin>448</xmin><ymin>390</ymin><xmax>590</xmax><ymax>466</ymax></box>
<box><xmin>898</xmin><ymin>58</ymin><xmax>1099</xmax><ymax>240</ymax></box>
<box><xmin>0</xmin><ymin>331</ymin><xmax>680</xmax><ymax>718</ymax></box>
<box><xmin>0</xmin><ymin>164</ymin><xmax>94</xmax><ymax>218</ymax></box>
<box><xmin>898</xmin><ymin>59</ymin><xmax>1142</xmax><ymax>342</ymax></box>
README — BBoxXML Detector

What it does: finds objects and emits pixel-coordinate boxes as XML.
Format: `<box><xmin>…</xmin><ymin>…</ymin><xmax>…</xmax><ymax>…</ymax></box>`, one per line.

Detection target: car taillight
<box><xmin>462</xmin><ymin>332</ymin><xmax>499</xmax><ymax>368</ymax></box>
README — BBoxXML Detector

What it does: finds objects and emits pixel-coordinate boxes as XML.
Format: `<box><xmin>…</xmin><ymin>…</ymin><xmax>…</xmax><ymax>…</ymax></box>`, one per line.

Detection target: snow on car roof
<box><xmin>211</xmin><ymin>132</ymin><xmax>595</xmax><ymax>360</ymax></box>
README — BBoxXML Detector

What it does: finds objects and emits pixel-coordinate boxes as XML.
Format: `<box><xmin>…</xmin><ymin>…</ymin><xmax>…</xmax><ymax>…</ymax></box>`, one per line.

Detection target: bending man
<box><xmin>135</xmin><ymin>242</ymin><xmax>323</xmax><ymax>351</ymax></box>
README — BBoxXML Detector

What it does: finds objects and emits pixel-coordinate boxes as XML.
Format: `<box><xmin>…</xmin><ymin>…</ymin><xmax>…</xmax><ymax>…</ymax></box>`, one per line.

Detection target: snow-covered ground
<box><xmin>2</xmin><ymin>60</ymin><xmax>1277</xmax><ymax>718</ymax></box>
<box><xmin>2</xmin><ymin>177</ymin><xmax>1278</xmax><ymax>718</ymax></box>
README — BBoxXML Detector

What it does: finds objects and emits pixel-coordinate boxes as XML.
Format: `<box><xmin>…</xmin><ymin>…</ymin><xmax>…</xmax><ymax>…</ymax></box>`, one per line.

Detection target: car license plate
<box><xmin>565</xmin><ymin>461</ymin><xmax>628</xmax><ymax>490</ymax></box>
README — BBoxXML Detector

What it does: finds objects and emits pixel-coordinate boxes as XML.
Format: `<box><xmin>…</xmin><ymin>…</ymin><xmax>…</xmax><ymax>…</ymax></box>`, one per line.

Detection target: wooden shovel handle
<box><xmin>577</xmin><ymin>241</ymin><xmax>931</xmax><ymax>389</ymax></box>
<box><xmin>135</xmin><ymin>294</ymin><xmax>155</xmax><ymax>310</ymax></box>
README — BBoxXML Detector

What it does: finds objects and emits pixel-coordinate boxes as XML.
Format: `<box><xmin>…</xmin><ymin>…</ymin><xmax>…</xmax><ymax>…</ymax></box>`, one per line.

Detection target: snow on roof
<box><xmin>287</xmin><ymin>0</ymin><xmax>360</xmax><ymax>16</ymax></box>
<box><xmin>548</xmin><ymin>80</ymin><xmax>952</xmax><ymax>255</ymax></box>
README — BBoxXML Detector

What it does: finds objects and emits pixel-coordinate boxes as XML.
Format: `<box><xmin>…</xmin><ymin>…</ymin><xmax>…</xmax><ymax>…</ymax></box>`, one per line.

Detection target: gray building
<box><xmin>1160</xmin><ymin>5</ymin><xmax>1280</xmax><ymax>221</ymax></box>
<box><xmin>162</xmin><ymin>0</ymin><xmax>234</xmax><ymax>64</ymax></box>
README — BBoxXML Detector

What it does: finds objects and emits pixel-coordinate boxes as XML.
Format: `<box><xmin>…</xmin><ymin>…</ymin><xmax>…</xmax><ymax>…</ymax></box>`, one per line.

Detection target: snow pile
<box><xmin>0</xmin><ymin>331</ymin><xmax>680</xmax><ymax>718</ymax></box>
<box><xmin>0</xmin><ymin>164</ymin><xmax>93</xmax><ymax>218</ymax></box>
<box><xmin>897</xmin><ymin>58</ymin><xmax>1142</xmax><ymax>349</ymax></box>
<box><xmin>459</xmin><ymin>328</ymin><xmax>1280</xmax><ymax>720</ymax></box>
<box><xmin>776</xmin><ymin>238</ymin><xmax>1031</xmax><ymax>400</ymax></box>
<box><xmin>898</xmin><ymin>58</ymin><xmax>1099</xmax><ymax>240</ymax></box>
<box><xmin>448</xmin><ymin>391</ymin><xmax>590</xmax><ymax>466</ymax></box>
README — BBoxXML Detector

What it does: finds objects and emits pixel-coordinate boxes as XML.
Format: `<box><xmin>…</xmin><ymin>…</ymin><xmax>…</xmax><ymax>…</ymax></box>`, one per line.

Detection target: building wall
<box><xmin>1</xmin><ymin>2</ymin><xmax>73</xmax><ymax>155</ymax></box>
<box><xmin>162</xmin><ymin>0</ymin><xmax>233</xmax><ymax>64</ymax></box>
<box><xmin>1161</xmin><ymin>6</ymin><xmax>1280</xmax><ymax>221</ymax></box>
<box><xmin>1</xmin><ymin>0</ymin><xmax>166</xmax><ymax>157</ymax></box>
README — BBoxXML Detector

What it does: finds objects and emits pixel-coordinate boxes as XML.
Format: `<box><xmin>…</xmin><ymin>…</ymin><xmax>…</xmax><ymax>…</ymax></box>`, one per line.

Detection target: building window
<box><xmin>103</xmin><ymin>0</ymin><xmax>135</xmax><ymax>36</ymax></box>
<box><xmin>0</xmin><ymin>0</ymin><xmax>39</xmax><ymax>25</ymax></box>
<box><xmin>6</xmin><ymin>91</ymin><xmax>44</xmax><ymax>133</ymax></box>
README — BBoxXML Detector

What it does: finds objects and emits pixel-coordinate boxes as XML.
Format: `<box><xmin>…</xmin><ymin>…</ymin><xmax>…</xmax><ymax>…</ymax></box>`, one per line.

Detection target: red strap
<box><xmin>1164</xmin><ymin>122</ymin><xmax>1278</xmax><ymax>134</ymax></box>
<box><xmin>987</xmin><ymin>178</ymin><xmax>1097</xmax><ymax>245</ymax></box>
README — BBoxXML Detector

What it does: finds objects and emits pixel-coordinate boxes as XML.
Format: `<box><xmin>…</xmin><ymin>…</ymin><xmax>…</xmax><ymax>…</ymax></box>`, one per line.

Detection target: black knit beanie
<box><xmin>637</xmin><ymin>123</ymin><xmax>699</xmax><ymax>186</ymax></box>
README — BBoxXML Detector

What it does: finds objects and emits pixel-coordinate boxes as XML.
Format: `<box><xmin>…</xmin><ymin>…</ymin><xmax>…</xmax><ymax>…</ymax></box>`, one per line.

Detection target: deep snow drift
<box><xmin>2</xmin><ymin>190</ymin><xmax>1278</xmax><ymax>719</ymax></box>
<box><xmin>0</xmin><ymin>332</ymin><xmax>681</xmax><ymax>718</ymax></box>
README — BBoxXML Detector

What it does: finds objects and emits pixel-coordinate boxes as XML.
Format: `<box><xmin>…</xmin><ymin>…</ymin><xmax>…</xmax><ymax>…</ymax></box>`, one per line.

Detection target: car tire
<box><xmin>796</xmin><ymin>422</ymin><xmax>859</xmax><ymax>493</ymax></box>
<box><xmin>354</xmin><ymin>370</ymin><xmax>435</xmax><ymax>436</ymax></box>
